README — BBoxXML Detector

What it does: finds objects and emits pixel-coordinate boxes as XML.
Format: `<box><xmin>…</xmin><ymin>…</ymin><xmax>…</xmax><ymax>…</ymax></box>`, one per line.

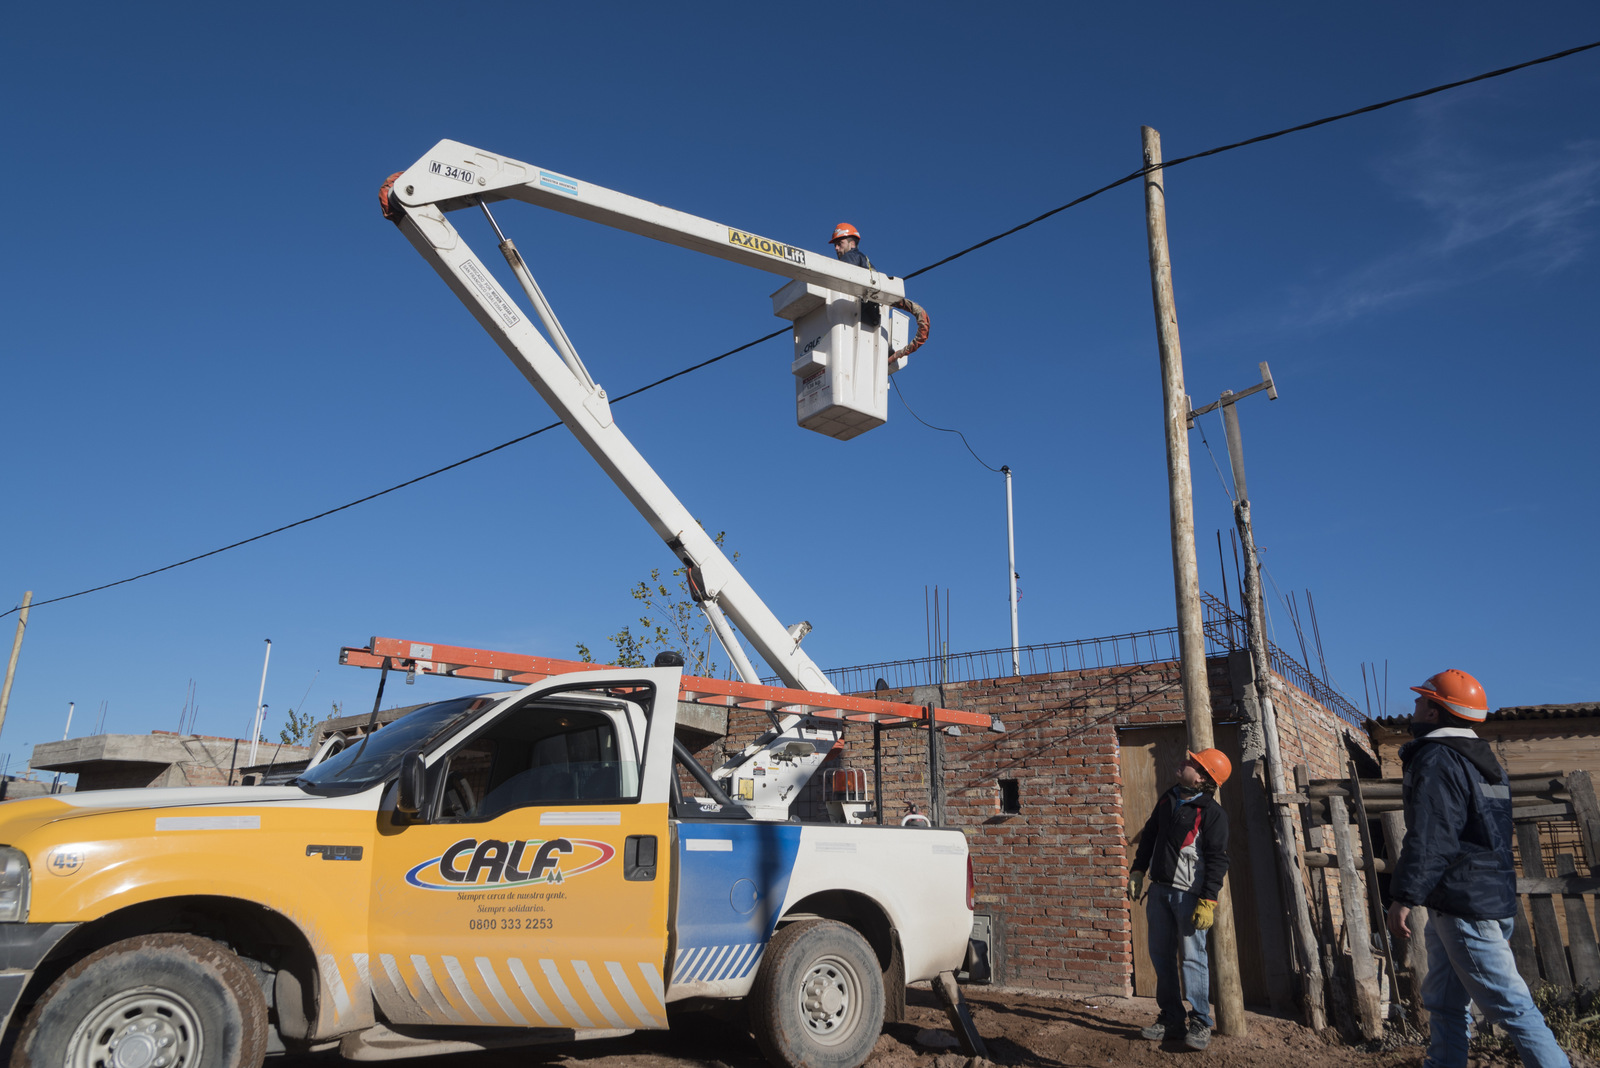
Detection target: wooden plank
<box><xmin>1567</xmin><ymin>770</ymin><xmax>1600</xmax><ymax>869</ymax></box>
<box><xmin>1556</xmin><ymin>854</ymin><xmax>1600</xmax><ymax>989</ymax></box>
<box><xmin>1379</xmin><ymin>809</ymin><xmax>1428</xmax><ymax>1028</ymax></box>
<box><xmin>1513</xmin><ymin>803</ymin><xmax>1577</xmax><ymax>822</ymax></box>
<box><xmin>1509</xmin><ymin>898</ymin><xmax>1542</xmax><ymax>991</ymax></box>
<box><xmin>1348</xmin><ymin>761</ymin><xmax>1401</xmax><ymax>1019</ymax></box>
<box><xmin>1328</xmin><ymin>795</ymin><xmax>1384</xmax><ymax>1039</ymax></box>
<box><xmin>1315</xmin><ymin>866</ymin><xmax>1355</xmax><ymax>1039</ymax></box>
<box><xmin>1309</xmin><ymin>776</ymin><xmax>1565</xmax><ymax>800</ymax></box>
<box><xmin>1518</xmin><ymin>875</ymin><xmax>1600</xmax><ymax>895</ymax></box>
<box><xmin>1516</xmin><ymin>822</ymin><xmax>1573</xmax><ymax>991</ymax></box>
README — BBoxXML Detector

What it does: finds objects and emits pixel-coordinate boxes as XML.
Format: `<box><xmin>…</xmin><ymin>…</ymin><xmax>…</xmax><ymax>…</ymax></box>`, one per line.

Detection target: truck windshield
<box><xmin>293</xmin><ymin>695</ymin><xmax>501</xmax><ymax>794</ymax></box>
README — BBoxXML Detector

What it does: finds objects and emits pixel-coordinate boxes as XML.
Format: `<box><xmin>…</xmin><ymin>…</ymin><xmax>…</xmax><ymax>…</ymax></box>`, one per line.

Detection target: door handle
<box><xmin>624</xmin><ymin>835</ymin><xmax>658</xmax><ymax>881</ymax></box>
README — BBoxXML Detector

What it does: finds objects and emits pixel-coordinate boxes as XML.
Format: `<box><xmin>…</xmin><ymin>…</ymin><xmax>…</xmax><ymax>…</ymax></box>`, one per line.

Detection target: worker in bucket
<box><xmin>1386</xmin><ymin>671</ymin><xmax>1568</xmax><ymax>1068</ymax></box>
<box><xmin>829</xmin><ymin>222</ymin><xmax>873</xmax><ymax>269</ymax></box>
<box><xmin>1127</xmin><ymin>747</ymin><xmax>1231</xmax><ymax>1051</ymax></box>
<box><xmin>829</xmin><ymin>223</ymin><xmax>882</xmax><ymax>328</ymax></box>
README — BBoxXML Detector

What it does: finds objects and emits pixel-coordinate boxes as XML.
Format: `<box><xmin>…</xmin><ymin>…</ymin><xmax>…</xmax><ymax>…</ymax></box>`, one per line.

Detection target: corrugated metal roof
<box><xmin>1368</xmin><ymin>702</ymin><xmax>1600</xmax><ymax>728</ymax></box>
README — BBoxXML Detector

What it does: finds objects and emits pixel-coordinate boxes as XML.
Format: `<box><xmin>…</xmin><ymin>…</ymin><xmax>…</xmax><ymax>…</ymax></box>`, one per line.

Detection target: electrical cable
<box><xmin>890</xmin><ymin>378</ymin><xmax>1003</xmax><ymax>473</ymax></box>
<box><xmin>7</xmin><ymin>37</ymin><xmax>1596</xmax><ymax>621</ymax></box>
<box><xmin>904</xmin><ymin>37</ymin><xmax>1600</xmax><ymax>280</ymax></box>
<box><xmin>1195</xmin><ymin>416</ymin><xmax>1237</xmax><ymax>504</ymax></box>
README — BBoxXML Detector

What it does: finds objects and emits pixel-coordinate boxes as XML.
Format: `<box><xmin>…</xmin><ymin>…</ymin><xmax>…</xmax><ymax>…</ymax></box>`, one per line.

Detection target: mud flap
<box><xmin>933</xmin><ymin>970</ymin><xmax>987</xmax><ymax>1059</ymax></box>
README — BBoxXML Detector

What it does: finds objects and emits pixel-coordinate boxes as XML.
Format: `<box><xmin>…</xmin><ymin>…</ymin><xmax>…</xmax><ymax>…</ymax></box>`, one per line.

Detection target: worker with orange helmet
<box><xmin>1386</xmin><ymin>670</ymin><xmax>1568</xmax><ymax>1068</ymax></box>
<box><xmin>828</xmin><ymin>222</ymin><xmax>873</xmax><ymax>270</ymax></box>
<box><xmin>829</xmin><ymin>223</ymin><xmax>883</xmax><ymax>329</ymax></box>
<box><xmin>1127</xmin><ymin>747</ymin><xmax>1232</xmax><ymax>1051</ymax></box>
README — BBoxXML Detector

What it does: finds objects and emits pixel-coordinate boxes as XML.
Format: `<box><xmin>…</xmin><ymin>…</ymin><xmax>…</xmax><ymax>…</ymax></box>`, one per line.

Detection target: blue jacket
<box><xmin>1390</xmin><ymin>728</ymin><xmax>1516</xmax><ymax>920</ymax></box>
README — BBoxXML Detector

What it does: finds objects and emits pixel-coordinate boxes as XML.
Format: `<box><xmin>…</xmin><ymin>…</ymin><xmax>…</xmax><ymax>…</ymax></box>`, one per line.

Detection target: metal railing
<box><xmin>1199</xmin><ymin>594</ymin><xmax>1365</xmax><ymax>727</ymax></box>
<box><xmin>773</xmin><ymin>594</ymin><xmax>1366</xmax><ymax>728</ymax></box>
<box><xmin>792</xmin><ymin>628</ymin><xmax>1186</xmax><ymax>696</ymax></box>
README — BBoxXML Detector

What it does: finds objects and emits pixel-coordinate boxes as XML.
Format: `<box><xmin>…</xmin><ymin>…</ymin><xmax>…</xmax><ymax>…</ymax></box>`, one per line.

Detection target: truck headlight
<box><xmin>0</xmin><ymin>848</ymin><xmax>31</xmax><ymax>922</ymax></box>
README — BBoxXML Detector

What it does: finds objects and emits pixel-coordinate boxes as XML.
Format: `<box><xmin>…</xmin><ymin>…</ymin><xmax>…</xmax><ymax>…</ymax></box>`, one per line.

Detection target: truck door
<box><xmin>366</xmin><ymin>668</ymin><xmax>678</xmax><ymax>1031</ymax></box>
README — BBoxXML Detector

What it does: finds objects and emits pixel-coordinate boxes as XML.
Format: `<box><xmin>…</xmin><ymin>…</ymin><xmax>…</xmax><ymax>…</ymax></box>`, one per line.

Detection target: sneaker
<box><xmin>1140</xmin><ymin>1017</ymin><xmax>1184</xmax><ymax>1041</ymax></box>
<box><xmin>1183</xmin><ymin>1017</ymin><xmax>1212</xmax><ymax>1050</ymax></box>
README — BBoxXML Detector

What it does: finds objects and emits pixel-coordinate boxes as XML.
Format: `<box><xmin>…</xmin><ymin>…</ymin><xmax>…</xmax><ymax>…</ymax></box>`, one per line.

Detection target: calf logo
<box><xmin>405</xmin><ymin>837</ymin><xmax>614</xmax><ymax>891</ymax></box>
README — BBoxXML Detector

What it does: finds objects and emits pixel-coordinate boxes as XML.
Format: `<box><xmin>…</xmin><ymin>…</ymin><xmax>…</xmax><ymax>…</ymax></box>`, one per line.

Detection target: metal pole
<box><xmin>249</xmin><ymin>639</ymin><xmax>272</xmax><ymax>766</ymax></box>
<box><xmin>1220</xmin><ymin>393</ymin><xmax>1248</xmax><ymax>502</ymax></box>
<box><xmin>1002</xmin><ymin>466</ymin><xmax>1020</xmax><ymax>676</ymax></box>
<box><xmin>873</xmin><ymin>723</ymin><xmax>884</xmax><ymax>825</ymax></box>
<box><xmin>51</xmin><ymin>700</ymin><xmax>74</xmax><ymax>794</ymax></box>
<box><xmin>1142</xmin><ymin>125</ymin><xmax>1246</xmax><ymax>1037</ymax></box>
<box><xmin>701</xmin><ymin>599</ymin><xmax>762</xmax><ymax>684</ymax></box>
<box><xmin>0</xmin><ymin>592</ymin><xmax>33</xmax><ymax>744</ymax></box>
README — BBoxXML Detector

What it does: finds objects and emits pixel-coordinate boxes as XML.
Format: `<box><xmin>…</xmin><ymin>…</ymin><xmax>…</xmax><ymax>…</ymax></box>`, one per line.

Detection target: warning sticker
<box><xmin>538</xmin><ymin>170</ymin><xmax>580</xmax><ymax>197</ymax></box>
<box><xmin>460</xmin><ymin>260</ymin><xmax>522</xmax><ymax>328</ymax></box>
<box><xmin>728</xmin><ymin>228</ymin><xmax>806</xmax><ymax>267</ymax></box>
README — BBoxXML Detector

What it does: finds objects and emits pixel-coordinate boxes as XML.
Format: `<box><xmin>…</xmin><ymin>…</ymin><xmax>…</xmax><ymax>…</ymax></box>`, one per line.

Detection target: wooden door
<box><xmin>1118</xmin><ymin>724</ymin><xmax>1267</xmax><ymax>1005</ymax></box>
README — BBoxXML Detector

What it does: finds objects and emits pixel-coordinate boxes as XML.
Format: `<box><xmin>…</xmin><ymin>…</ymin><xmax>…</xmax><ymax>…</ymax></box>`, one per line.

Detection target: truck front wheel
<box><xmin>11</xmin><ymin>933</ymin><xmax>269</xmax><ymax>1068</ymax></box>
<box><xmin>750</xmin><ymin>919</ymin><xmax>884</xmax><ymax>1068</ymax></box>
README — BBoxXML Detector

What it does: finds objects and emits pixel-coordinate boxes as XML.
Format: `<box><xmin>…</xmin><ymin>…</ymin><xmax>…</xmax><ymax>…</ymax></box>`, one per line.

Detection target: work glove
<box><xmin>1127</xmin><ymin>870</ymin><xmax>1146</xmax><ymax>903</ymax></box>
<box><xmin>1192</xmin><ymin>899</ymin><xmax>1216</xmax><ymax>930</ymax></box>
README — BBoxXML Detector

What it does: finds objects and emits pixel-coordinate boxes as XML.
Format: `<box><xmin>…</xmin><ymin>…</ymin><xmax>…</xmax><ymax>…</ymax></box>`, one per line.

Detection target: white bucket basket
<box><xmin>772</xmin><ymin>280</ymin><xmax>909</xmax><ymax>441</ymax></box>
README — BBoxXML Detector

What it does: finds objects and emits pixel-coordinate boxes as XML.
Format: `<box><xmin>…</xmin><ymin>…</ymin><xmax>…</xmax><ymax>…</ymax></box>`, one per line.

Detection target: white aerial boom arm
<box><xmin>382</xmin><ymin>140</ymin><xmax>909</xmax><ymax>694</ymax></box>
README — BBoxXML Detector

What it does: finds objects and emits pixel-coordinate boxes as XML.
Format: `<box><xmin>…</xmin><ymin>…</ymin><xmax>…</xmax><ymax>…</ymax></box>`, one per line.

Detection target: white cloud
<box><xmin>1290</xmin><ymin>116</ymin><xmax>1600</xmax><ymax>326</ymax></box>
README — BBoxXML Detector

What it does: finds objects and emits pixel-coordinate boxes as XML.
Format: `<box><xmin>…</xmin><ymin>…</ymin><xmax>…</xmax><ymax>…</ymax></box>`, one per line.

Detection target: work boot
<box><xmin>1139</xmin><ymin>1016</ymin><xmax>1184</xmax><ymax>1041</ymax></box>
<box><xmin>1183</xmin><ymin>1016</ymin><xmax>1212</xmax><ymax>1051</ymax></box>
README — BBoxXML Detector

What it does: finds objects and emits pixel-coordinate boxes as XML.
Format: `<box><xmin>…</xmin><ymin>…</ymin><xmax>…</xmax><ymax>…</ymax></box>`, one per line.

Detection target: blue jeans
<box><xmin>1423</xmin><ymin>913</ymin><xmax>1569</xmax><ymax>1068</ymax></box>
<box><xmin>1146</xmin><ymin>882</ymin><xmax>1211</xmax><ymax>1028</ymax></box>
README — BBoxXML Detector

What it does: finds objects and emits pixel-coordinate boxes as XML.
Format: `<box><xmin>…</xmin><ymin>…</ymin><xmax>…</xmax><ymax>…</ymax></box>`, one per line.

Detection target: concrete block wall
<box><xmin>709</xmin><ymin>655</ymin><xmax>1372</xmax><ymax>996</ymax></box>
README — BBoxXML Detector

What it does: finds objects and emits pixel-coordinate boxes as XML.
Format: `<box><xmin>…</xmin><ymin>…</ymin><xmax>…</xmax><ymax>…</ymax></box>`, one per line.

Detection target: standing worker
<box><xmin>1127</xmin><ymin>748</ymin><xmax>1232</xmax><ymax>1051</ymax></box>
<box><xmin>1386</xmin><ymin>670</ymin><xmax>1569</xmax><ymax>1068</ymax></box>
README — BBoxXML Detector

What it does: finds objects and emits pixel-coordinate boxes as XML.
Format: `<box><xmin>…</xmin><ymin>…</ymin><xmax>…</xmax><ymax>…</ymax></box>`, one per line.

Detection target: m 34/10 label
<box><xmin>428</xmin><ymin>160</ymin><xmax>476</xmax><ymax>184</ymax></box>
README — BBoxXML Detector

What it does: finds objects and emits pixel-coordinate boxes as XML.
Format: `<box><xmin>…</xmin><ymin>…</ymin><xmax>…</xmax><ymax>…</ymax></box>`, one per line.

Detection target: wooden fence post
<box><xmin>1328</xmin><ymin>795</ymin><xmax>1384</xmax><ymax>1038</ymax></box>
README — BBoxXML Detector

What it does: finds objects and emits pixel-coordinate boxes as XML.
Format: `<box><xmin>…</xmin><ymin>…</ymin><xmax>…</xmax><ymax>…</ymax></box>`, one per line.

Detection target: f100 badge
<box><xmin>406</xmin><ymin>837</ymin><xmax>614</xmax><ymax>891</ymax></box>
<box><xmin>727</xmin><ymin>228</ymin><xmax>806</xmax><ymax>267</ymax></box>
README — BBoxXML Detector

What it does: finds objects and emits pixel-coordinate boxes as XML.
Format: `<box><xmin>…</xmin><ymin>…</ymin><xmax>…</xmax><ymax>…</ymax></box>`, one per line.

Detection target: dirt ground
<box><xmin>279</xmin><ymin>985</ymin><xmax>1580</xmax><ymax>1068</ymax></box>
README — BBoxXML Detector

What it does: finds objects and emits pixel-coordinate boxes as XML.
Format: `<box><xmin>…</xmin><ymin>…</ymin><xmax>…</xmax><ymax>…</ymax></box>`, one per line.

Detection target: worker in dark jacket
<box><xmin>1386</xmin><ymin>670</ymin><xmax>1568</xmax><ymax>1068</ymax></box>
<box><xmin>1128</xmin><ymin>747</ymin><xmax>1231</xmax><ymax>1051</ymax></box>
<box><xmin>829</xmin><ymin>223</ymin><xmax>882</xmax><ymax>329</ymax></box>
<box><xmin>829</xmin><ymin>222</ymin><xmax>873</xmax><ymax>270</ymax></box>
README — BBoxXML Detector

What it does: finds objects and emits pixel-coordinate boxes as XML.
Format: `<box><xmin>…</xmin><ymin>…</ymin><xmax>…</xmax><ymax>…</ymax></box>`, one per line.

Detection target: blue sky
<box><xmin>2</xmin><ymin>3</ymin><xmax>1597</xmax><ymax>770</ymax></box>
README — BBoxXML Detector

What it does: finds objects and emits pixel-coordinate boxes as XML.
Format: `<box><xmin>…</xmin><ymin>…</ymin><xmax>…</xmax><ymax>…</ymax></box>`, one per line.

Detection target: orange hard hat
<box><xmin>1187</xmin><ymin>748</ymin><xmax>1232</xmax><ymax>788</ymax></box>
<box><xmin>1411</xmin><ymin>669</ymin><xmax>1488</xmax><ymax>723</ymax></box>
<box><xmin>830</xmin><ymin>222</ymin><xmax>861</xmax><ymax>244</ymax></box>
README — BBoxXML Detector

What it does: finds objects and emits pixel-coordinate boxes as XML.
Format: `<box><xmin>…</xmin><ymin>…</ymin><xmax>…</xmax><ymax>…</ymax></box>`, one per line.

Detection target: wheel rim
<box><xmin>66</xmin><ymin>985</ymin><xmax>204</xmax><ymax>1068</ymax></box>
<box><xmin>796</xmin><ymin>953</ymin><xmax>863</xmax><ymax>1046</ymax></box>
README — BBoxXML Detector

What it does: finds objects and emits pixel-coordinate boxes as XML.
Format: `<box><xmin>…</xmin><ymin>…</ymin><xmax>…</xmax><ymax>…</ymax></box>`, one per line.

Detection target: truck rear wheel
<box><xmin>750</xmin><ymin>919</ymin><xmax>884</xmax><ymax>1068</ymax></box>
<box><xmin>11</xmin><ymin>933</ymin><xmax>269</xmax><ymax>1068</ymax></box>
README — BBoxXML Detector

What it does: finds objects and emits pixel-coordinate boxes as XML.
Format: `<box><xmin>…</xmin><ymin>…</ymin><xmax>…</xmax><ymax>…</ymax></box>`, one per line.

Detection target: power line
<box><xmin>904</xmin><ymin>37</ymin><xmax>1600</xmax><ymax>279</ymax></box>
<box><xmin>891</xmin><ymin>378</ymin><xmax>1004</xmax><ymax>473</ymax></box>
<box><xmin>7</xmin><ymin>37</ymin><xmax>1596</xmax><ymax>621</ymax></box>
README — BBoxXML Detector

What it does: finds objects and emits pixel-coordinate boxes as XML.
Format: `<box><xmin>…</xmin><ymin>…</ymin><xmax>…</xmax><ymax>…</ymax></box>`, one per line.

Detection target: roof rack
<box><xmin>340</xmin><ymin>637</ymin><xmax>1002</xmax><ymax>731</ymax></box>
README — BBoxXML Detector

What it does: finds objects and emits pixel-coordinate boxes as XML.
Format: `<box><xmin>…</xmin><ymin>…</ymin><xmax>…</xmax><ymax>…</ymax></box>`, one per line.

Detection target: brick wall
<box><xmin>707</xmin><ymin>655</ymin><xmax>1371</xmax><ymax>996</ymax></box>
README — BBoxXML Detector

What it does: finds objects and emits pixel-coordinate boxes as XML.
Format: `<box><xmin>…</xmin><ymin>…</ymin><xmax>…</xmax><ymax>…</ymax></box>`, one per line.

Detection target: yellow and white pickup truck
<box><xmin>0</xmin><ymin>666</ymin><xmax>979</xmax><ymax>1068</ymax></box>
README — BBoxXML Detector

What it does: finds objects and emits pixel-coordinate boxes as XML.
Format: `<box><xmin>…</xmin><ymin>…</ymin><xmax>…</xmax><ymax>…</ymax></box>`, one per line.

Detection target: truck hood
<box><xmin>0</xmin><ymin>786</ymin><xmax>339</xmax><ymax>843</ymax></box>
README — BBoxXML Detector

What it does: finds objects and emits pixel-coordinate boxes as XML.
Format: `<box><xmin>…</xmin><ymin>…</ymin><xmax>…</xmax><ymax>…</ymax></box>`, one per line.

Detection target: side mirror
<box><xmin>396</xmin><ymin>750</ymin><xmax>427</xmax><ymax>818</ymax></box>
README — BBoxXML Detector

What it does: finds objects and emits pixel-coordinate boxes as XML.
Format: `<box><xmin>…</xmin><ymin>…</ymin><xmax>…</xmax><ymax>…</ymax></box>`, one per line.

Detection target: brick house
<box><xmin>722</xmin><ymin>608</ymin><xmax>1373</xmax><ymax>1001</ymax></box>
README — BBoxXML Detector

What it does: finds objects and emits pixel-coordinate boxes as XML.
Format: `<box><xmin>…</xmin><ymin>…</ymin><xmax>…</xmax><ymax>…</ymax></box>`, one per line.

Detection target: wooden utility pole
<box><xmin>1142</xmin><ymin>126</ymin><xmax>1246</xmax><ymax>1037</ymax></box>
<box><xmin>1192</xmin><ymin>372</ymin><xmax>1328</xmax><ymax>1030</ymax></box>
<box><xmin>0</xmin><ymin>592</ymin><xmax>32</xmax><ymax>743</ymax></box>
